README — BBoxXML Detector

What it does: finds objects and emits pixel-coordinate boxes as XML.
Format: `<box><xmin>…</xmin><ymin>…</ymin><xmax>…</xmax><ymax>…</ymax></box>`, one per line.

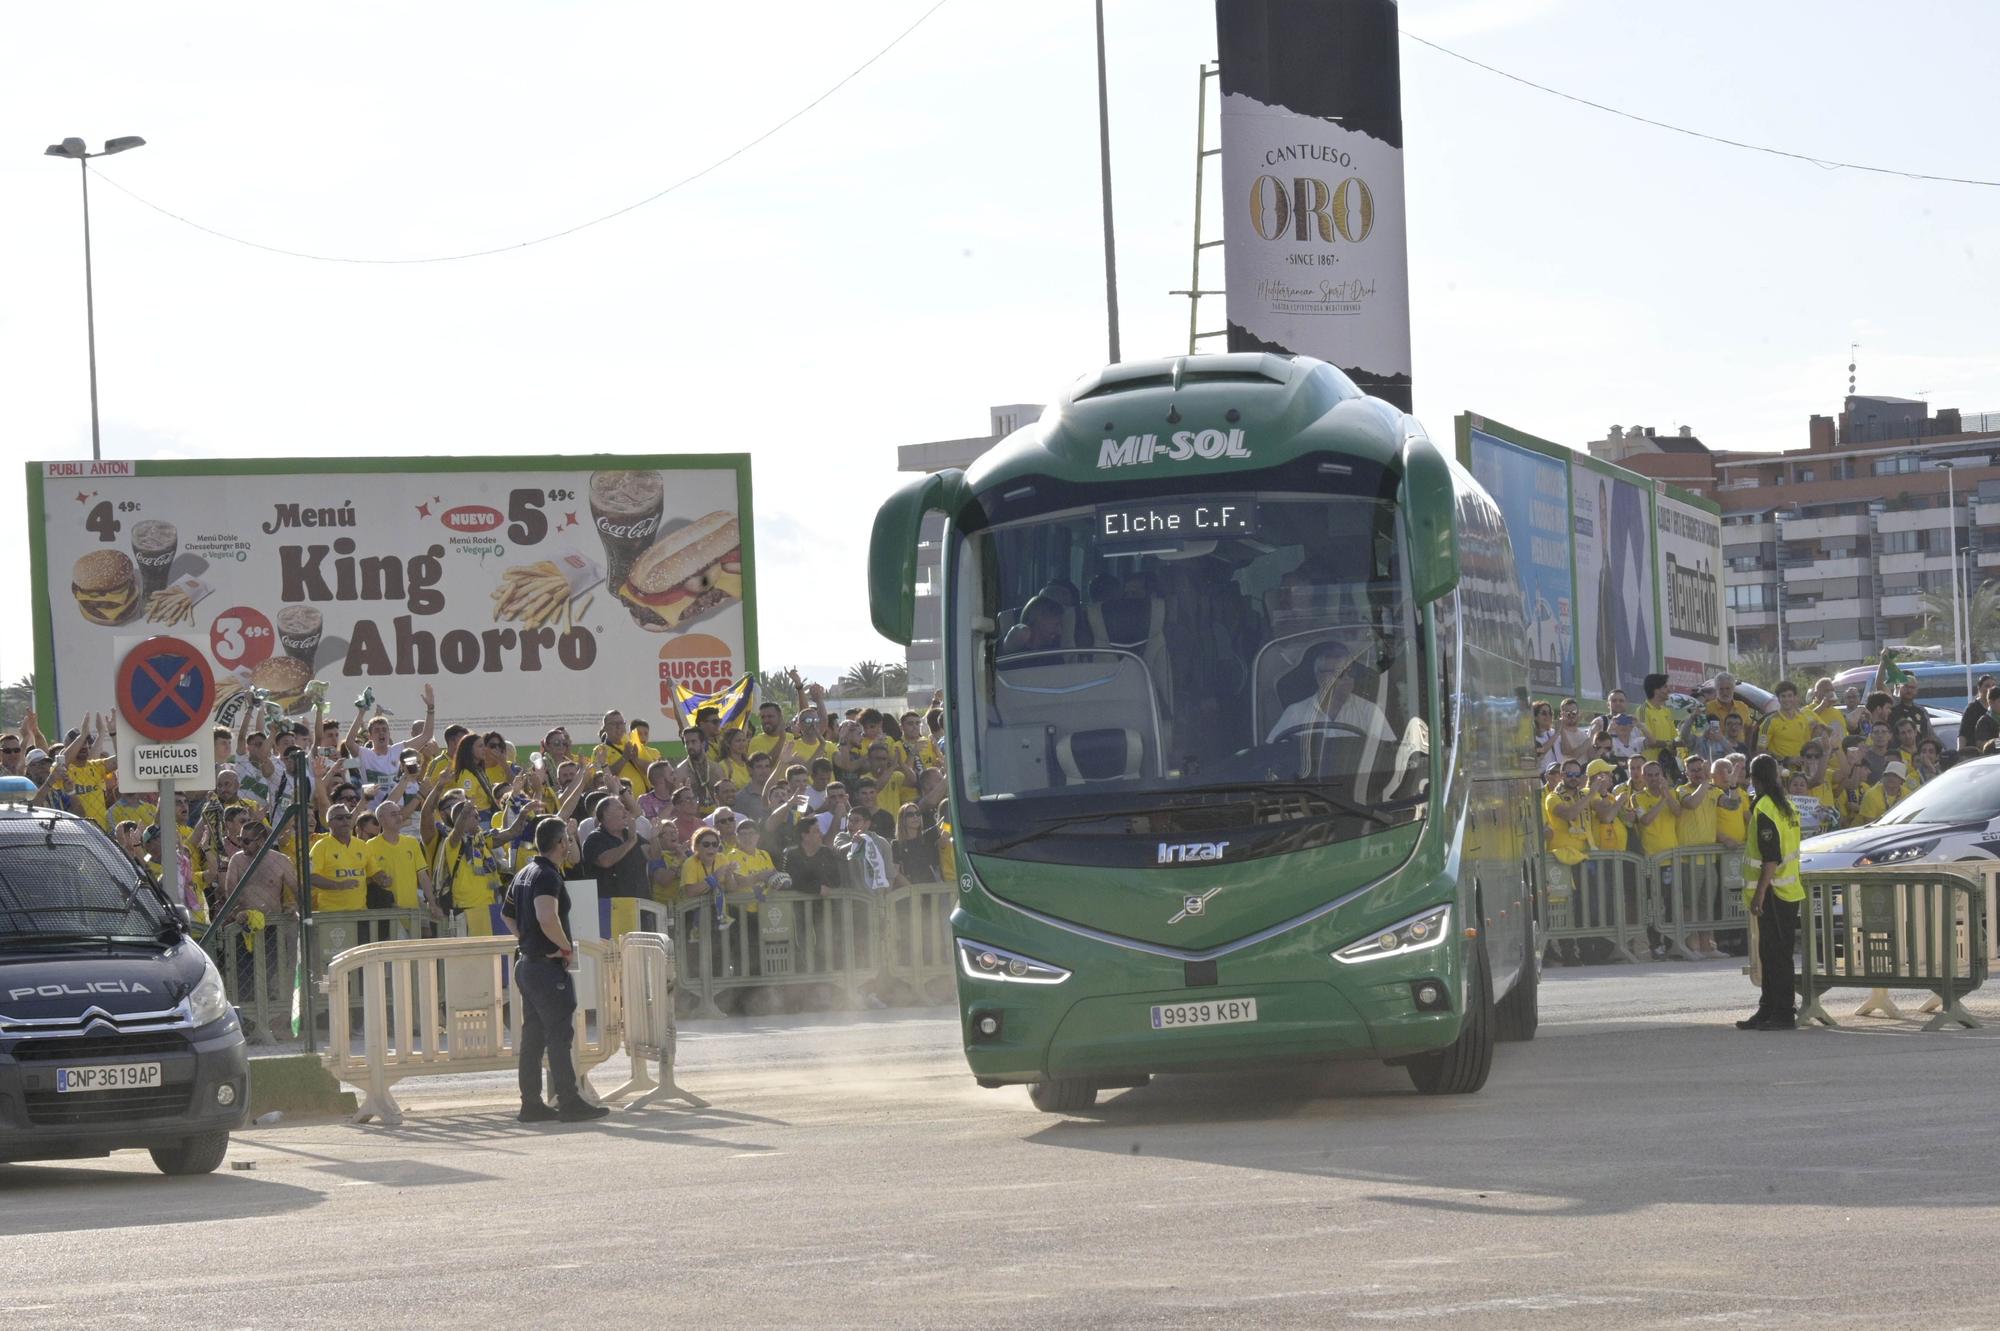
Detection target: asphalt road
<box><xmin>5</xmin><ymin>961</ymin><xmax>1998</xmax><ymax>1330</ymax></box>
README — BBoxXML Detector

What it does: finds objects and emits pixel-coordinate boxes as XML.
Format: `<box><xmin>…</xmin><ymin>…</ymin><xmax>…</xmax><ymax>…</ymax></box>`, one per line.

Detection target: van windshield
<box><xmin>0</xmin><ymin>821</ymin><xmax>175</xmax><ymax>948</ymax></box>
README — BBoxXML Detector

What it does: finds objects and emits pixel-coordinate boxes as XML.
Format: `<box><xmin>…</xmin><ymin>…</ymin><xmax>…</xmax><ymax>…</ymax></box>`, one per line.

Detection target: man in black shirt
<box><xmin>781</xmin><ymin>817</ymin><xmax>844</xmax><ymax>896</ymax></box>
<box><xmin>504</xmin><ymin>818</ymin><xmax>608</xmax><ymax>1124</ymax></box>
<box><xmin>1886</xmin><ymin>679</ymin><xmax>1934</xmax><ymax>747</ymax></box>
<box><xmin>582</xmin><ymin>798</ymin><xmax>650</xmax><ymax>901</ymax></box>
<box><xmin>1961</xmin><ymin>676</ymin><xmax>1997</xmax><ymax>752</ymax></box>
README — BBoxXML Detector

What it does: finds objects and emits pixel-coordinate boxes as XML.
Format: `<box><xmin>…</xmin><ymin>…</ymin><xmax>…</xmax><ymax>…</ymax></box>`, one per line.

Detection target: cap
<box><xmin>1610</xmin><ymin>712</ymin><xmax>1635</xmax><ymax>726</ymax></box>
<box><xmin>23</xmin><ymin>748</ymin><xmax>49</xmax><ymax>765</ymax></box>
<box><xmin>1883</xmin><ymin>761</ymin><xmax>1909</xmax><ymax>780</ymax></box>
<box><xmin>1585</xmin><ymin>759</ymin><xmax>1618</xmax><ymax>778</ymax></box>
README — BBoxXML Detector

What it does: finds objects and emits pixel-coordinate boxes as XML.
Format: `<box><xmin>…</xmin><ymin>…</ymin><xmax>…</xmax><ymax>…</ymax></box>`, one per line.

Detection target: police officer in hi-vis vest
<box><xmin>1738</xmin><ymin>753</ymin><xmax>1804</xmax><ymax>1031</ymax></box>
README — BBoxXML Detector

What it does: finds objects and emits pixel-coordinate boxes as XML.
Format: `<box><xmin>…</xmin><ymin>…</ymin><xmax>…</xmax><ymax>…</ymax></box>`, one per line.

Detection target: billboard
<box><xmin>1655</xmin><ymin>484</ymin><xmax>1726</xmax><ymax>690</ymax></box>
<box><xmin>1216</xmin><ymin>0</ymin><xmax>1412</xmax><ymax>409</ymax></box>
<box><xmin>28</xmin><ymin>455</ymin><xmax>757</xmax><ymax>736</ymax></box>
<box><xmin>1461</xmin><ymin>424</ymin><xmax>1574</xmax><ymax>692</ymax></box>
<box><xmin>1572</xmin><ymin>454</ymin><xmax>1657</xmax><ymax>702</ymax></box>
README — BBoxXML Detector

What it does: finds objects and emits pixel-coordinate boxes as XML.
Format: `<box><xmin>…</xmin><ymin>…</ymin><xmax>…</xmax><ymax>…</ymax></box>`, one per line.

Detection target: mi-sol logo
<box><xmin>1158</xmin><ymin>840</ymin><xmax>1229</xmax><ymax>865</ymax></box>
<box><xmin>1248</xmin><ymin>175</ymin><xmax>1375</xmax><ymax>244</ymax></box>
<box><xmin>1097</xmin><ymin>429</ymin><xmax>1251</xmax><ymax>470</ymax></box>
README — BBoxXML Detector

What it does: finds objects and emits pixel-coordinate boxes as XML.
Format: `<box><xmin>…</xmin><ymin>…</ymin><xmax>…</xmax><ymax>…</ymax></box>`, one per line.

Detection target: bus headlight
<box><xmin>957</xmin><ymin>939</ymin><xmax>1070</xmax><ymax>985</ymax></box>
<box><xmin>188</xmin><ymin>957</ymin><xmax>233</xmax><ymax>1026</ymax></box>
<box><xmin>1332</xmin><ymin>904</ymin><xmax>1452</xmax><ymax>965</ymax></box>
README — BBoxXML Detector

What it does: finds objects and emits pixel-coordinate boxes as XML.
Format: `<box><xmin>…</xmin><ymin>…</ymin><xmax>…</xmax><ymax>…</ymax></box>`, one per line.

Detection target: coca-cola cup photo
<box><xmin>277</xmin><ymin>604</ymin><xmax>324</xmax><ymax>665</ymax></box>
<box><xmin>591</xmin><ymin>470</ymin><xmax>665</xmax><ymax>594</ymax></box>
<box><xmin>131</xmin><ymin>519</ymin><xmax>178</xmax><ymax>598</ymax></box>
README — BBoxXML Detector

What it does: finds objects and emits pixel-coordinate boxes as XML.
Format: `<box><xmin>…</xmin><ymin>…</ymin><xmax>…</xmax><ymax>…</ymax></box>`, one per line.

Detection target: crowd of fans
<box><xmin>1537</xmin><ymin>667</ymin><xmax>1993</xmax><ymax>959</ymax></box>
<box><xmin>0</xmin><ymin>670</ymin><xmax>957</xmax><ymax>958</ymax></box>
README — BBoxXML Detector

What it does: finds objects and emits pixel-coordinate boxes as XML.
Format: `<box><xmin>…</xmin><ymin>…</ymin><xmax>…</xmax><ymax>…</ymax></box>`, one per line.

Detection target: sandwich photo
<box><xmin>247</xmin><ymin>656</ymin><xmax>313</xmax><ymax>712</ymax></box>
<box><xmin>72</xmin><ymin>551</ymin><xmax>142</xmax><ymax>626</ymax></box>
<box><xmin>616</xmin><ymin>510</ymin><xmax>742</xmax><ymax>632</ymax></box>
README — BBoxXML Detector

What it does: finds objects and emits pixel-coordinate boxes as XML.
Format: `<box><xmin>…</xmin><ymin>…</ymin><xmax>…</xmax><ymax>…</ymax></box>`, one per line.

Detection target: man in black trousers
<box><xmin>504</xmin><ymin>818</ymin><xmax>609</xmax><ymax>1123</ymax></box>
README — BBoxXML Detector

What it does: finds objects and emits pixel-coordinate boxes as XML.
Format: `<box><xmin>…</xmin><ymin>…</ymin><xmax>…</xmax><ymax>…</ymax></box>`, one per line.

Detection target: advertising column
<box><xmin>1459</xmin><ymin>418</ymin><xmax>1575</xmax><ymax>695</ymax></box>
<box><xmin>1216</xmin><ymin>0</ymin><xmax>1412</xmax><ymax>410</ymax></box>
<box><xmin>1655</xmin><ymin>483</ymin><xmax>1726</xmax><ymax>690</ymax></box>
<box><xmin>1571</xmin><ymin>454</ymin><xmax>1659</xmax><ymax>703</ymax></box>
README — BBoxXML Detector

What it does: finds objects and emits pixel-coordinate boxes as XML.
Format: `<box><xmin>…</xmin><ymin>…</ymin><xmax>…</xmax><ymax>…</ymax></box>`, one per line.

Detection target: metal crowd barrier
<box><xmin>1797</xmin><ymin>869</ymin><xmax>1988</xmax><ymax>1031</ymax></box>
<box><xmin>201</xmin><ymin>908</ymin><xmax>429</xmax><ymax>1044</ymax></box>
<box><xmin>603</xmin><ymin>931</ymin><xmax>705</xmax><ymax>1111</ymax></box>
<box><xmin>1542</xmin><ymin>850</ymin><xmax>1651</xmax><ymax>964</ymax></box>
<box><xmin>669</xmin><ymin>881</ymin><xmax>958</xmax><ymax>1016</ymax></box>
<box><xmin>321</xmin><ymin>934</ymin><xmax>623</xmax><ymax>1127</ymax></box>
<box><xmin>204</xmin><ymin>914</ymin><xmax>302</xmax><ymax>1044</ymax></box>
<box><xmin>1648</xmin><ymin>846</ymin><xmax>1749</xmax><ymax>961</ymax></box>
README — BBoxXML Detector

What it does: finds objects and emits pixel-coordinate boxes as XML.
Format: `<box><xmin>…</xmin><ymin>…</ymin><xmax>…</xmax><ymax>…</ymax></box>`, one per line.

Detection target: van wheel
<box><xmin>150</xmin><ymin>1130</ymin><xmax>231</xmax><ymax>1176</ymax></box>
<box><xmin>1028</xmin><ymin>1079</ymin><xmax>1099</xmax><ymax>1113</ymax></box>
<box><xmin>1494</xmin><ymin>917</ymin><xmax>1539</xmax><ymax>1042</ymax></box>
<box><xmin>1407</xmin><ymin>943</ymin><xmax>1494</xmax><ymax>1095</ymax></box>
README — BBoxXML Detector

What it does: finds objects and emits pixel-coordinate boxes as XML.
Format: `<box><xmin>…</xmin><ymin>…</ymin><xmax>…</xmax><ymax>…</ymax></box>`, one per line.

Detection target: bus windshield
<box><xmin>953</xmin><ymin>487</ymin><xmax>1429</xmax><ymax>843</ymax></box>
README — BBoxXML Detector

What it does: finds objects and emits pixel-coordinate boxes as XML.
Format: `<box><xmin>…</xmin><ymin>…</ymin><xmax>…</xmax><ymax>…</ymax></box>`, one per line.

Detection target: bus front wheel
<box><xmin>1028</xmin><ymin>1078</ymin><xmax>1099</xmax><ymax>1113</ymax></box>
<box><xmin>1405</xmin><ymin>943</ymin><xmax>1494</xmax><ymax>1096</ymax></box>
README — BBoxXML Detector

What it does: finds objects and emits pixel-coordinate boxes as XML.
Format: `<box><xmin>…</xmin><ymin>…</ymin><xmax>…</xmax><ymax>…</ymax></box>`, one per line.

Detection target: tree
<box><xmin>882</xmin><ymin>663</ymin><xmax>909</xmax><ymax>696</ymax></box>
<box><xmin>1727</xmin><ymin>651</ymin><xmax>1780</xmax><ymax>691</ymax></box>
<box><xmin>838</xmin><ymin>660</ymin><xmax>886</xmax><ymax>695</ymax></box>
<box><xmin>0</xmin><ymin>675</ymin><xmax>34</xmax><ymax>729</ymax></box>
<box><xmin>1905</xmin><ymin>580</ymin><xmax>2000</xmax><ymax>663</ymax></box>
<box><xmin>756</xmin><ymin>669</ymin><xmax>800</xmax><ymax>711</ymax></box>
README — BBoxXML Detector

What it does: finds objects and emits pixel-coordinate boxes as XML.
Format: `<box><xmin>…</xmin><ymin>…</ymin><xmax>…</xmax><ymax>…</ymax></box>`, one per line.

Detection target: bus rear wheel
<box><xmin>1028</xmin><ymin>1078</ymin><xmax>1099</xmax><ymax>1113</ymax></box>
<box><xmin>1406</xmin><ymin>944</ymin><xmax>1494</xmax><ymax>1096</ymax></box>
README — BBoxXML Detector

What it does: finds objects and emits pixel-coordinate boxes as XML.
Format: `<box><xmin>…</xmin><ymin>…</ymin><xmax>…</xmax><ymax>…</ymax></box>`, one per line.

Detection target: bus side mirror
<box><xmin>870</xmin><ymin>469</ymin><xmax>964</xmax><ymax>646</ymax></box>
<box><xmin>1401</xmin><ymin>430</ymin><xmax>1459</xmax><ymax>605</ymax></box>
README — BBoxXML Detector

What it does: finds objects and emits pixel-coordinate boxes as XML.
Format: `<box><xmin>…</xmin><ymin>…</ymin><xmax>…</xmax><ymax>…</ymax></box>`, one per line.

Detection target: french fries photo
<box><xmin>144</xmin><ymin>586</ymin><xmax>196</xmax><ymax>626</ymax></box>
<box><xmin>491</xmin><ymin>560</ymin><xmax>574</xmax><ymax>630</ymax></box>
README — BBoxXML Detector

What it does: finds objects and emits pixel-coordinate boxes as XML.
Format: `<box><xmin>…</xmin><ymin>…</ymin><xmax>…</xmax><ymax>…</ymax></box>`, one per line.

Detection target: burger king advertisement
<box><xmin>27</xmin><ymin>455</ymin><xmax>757</xmax><ymax>734</ymax></box>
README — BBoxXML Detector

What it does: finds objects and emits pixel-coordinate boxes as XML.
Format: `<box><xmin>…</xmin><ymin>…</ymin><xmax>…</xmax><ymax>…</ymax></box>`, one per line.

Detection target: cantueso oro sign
<box><xmin>29</xmin><ymin>456</ymin><xmax>757</xmax><ymax>734</ymax></box>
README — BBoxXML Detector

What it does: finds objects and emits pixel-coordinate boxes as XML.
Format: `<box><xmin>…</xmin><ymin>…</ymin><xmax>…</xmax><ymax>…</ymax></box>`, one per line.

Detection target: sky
<box><xmin>5</xmin><ymin>0</ymin><xmax>1996</xmax><ymax>692</ymax></box>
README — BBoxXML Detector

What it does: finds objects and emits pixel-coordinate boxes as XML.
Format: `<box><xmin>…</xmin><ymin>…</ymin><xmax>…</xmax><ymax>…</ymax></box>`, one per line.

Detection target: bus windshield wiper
<box><xmin>977</xmin><ymin>805</ymin><xmax>1167</xmax><ymax>855</ymax></box>
<box><xmin>1176</xmin><ymin>781</ymin><xmax>1418</xmax><ymax>830</ymax></box>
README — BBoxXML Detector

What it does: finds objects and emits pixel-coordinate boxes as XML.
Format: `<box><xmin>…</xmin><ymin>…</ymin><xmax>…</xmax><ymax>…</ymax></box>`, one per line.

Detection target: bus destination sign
<box><xmin>1096</xmin><ymin>497</ymin><xmax>1257</xmax><ymax>546</ymax></box>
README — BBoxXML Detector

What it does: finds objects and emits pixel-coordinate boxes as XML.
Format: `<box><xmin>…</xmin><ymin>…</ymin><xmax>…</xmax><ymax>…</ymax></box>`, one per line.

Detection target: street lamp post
<box><xmin>1093</xmin><ymin>0</ymin><xmax>1120</xmax><ymax>365</ymax></box>
<box><xmin>44</xmin><ymin>134</ymin><xmax>146</xmax><ymax>463</ymax></box>
<box><xmin>1936</xmin><ymin>461</ymin><xmax>1969</xmax><ymax>698</ymax></box>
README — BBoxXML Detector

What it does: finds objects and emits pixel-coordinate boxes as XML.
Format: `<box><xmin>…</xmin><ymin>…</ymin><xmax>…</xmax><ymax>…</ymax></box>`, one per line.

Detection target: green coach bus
<box><xmin>869</xmin><ymin>353</ymin><xmax>1542</xmax><ymax>1111</ymax></box>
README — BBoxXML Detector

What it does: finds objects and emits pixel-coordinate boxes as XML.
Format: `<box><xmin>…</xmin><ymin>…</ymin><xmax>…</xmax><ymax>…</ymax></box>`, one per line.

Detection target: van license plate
<box><xmin>1150</xmin><ymin>998</ymin><xmax>1257</xmax><ymax>1030</ymax></box>
<box><xmin>57</xmin><ymin>1063</ymin><xmax>162</xmax><ymax>1093</ymax></box>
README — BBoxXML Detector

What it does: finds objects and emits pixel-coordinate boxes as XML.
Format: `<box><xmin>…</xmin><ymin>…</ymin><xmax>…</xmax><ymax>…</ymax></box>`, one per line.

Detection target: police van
<box><xmin>0</xmin><ymin>796</ymin><xmax>248</xmax><ymax>1174</ymax></box>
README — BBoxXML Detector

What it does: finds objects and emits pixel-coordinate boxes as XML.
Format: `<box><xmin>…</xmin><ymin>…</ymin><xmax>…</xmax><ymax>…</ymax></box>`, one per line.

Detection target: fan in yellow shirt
<box><xmin>363</xmin><ymin>805</ymin><xmax>431</xmax><ymax>911</ymax></box>
<box><xmin>1856</xmin><ymin>764</ymin><xmax>1911</xmax><ymax>823</ymax></box>
<box><xmin>309</xmin><ymin>812</ymin><xmax>369</xmax><ymax>912</ymax></box>
<box><xmin>1630</xmin><ymin>763</ymin><xmax>1681</xmax><ymax>858</ymax></box>
<box><xmin>1760</xmin><ymin>682</ymin><xmax>1812</xmax><ymax>760</ymax></box>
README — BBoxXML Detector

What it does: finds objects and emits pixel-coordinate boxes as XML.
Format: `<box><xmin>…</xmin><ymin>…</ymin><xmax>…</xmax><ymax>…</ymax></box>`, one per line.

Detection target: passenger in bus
<box><xmin>998</xmin><ymin>596</ymin><xmax>1066</xmax><ymax>658</ymax></box>
<box><xmin>1264</xmin><ymin>636</ymin><xmax>1396</xmax><ymax>745</ymax></box>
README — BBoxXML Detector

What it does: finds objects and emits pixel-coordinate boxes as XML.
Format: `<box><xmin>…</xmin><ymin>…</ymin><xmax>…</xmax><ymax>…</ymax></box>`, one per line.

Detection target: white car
<box><xmin>1799</xmin><ymin>754</ymin><xmax>2000</xmax><ymax>870</ymax></box>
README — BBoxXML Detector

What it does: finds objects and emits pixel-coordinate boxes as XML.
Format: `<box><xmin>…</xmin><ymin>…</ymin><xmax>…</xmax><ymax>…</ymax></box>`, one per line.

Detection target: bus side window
<box><xmin>1436</xmin><ymin>591</ymin><xmax>1460</xmax><ymax>749</ymax></box>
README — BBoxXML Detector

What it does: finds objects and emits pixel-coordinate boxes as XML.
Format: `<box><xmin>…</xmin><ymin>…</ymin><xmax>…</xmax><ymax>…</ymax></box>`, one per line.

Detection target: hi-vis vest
<box><xmin>1741</xmin><ymin>794</ymin><xmax>1803</xmax><ymax>903</ymax></box>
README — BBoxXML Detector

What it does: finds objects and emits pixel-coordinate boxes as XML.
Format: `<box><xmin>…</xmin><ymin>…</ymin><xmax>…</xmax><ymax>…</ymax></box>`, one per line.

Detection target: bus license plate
<box><xmin>57</xmin><ymin>1063</ymin><xmax>162</xmax><ymax>1093</ymax></box>
<box><xmin>1150</xmin><ymin>998</ymin><xmax>1257</xmax><ymax>1030</ymax></box>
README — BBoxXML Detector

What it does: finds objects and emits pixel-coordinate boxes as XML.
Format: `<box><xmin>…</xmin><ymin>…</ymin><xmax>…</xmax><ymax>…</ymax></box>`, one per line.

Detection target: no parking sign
<box><xmin>115</xmin><ymin>636</ymin><xmax>216</xmax><ymax>743</ymax></box>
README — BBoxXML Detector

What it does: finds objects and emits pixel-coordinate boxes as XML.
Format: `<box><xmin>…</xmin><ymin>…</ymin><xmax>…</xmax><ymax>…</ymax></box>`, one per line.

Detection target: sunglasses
<box><xmin>0</xmin><ymin>747</ymin><xmax>19</xmax><ymax>755</ymax></box>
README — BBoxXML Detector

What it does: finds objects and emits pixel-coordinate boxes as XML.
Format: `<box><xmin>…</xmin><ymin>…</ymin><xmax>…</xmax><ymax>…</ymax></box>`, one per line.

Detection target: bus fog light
<box><xmin>957</xmin><ymin>939</ymin><xmax>1070</xmax><ymax>985</ymax></box>
<box><xmin>972</xmin><ymin>1012</ymin><xmax>1004</xmax><ymax>1042</ymax></box>
<box><xmin>216</xmin><ymin>1083</ymin><xmax>238</xmax><ymax>1107</ymax></box>
<box><xmin>1411</xmin><ymin>981</ymin><xmax>1448</xmax><ymax>1012</ymax></box>
<box><xmin>1334</xmin><ymin>905</ymin><xmax>1452</xmax><ymax>965</ymax></box>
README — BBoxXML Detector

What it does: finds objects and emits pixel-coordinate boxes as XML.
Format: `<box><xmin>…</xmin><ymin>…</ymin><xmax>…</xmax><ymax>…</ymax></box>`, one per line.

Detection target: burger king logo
<box><xmin>658</xmin><ymin>634</ymin><xmax>735</xmax><ymax>703</ymax></box>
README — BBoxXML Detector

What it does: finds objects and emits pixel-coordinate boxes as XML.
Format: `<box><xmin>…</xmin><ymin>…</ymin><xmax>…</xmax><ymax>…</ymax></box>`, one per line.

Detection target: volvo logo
<box><xmin>1169</xmin><ymin>887</ymin><xmax>1224</xmax><ymax>925</ymax></box>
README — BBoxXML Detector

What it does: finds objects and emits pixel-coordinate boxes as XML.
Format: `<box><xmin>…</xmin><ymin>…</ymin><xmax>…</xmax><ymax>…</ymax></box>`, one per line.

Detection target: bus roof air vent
<box><xmin>1070</xmin><ymin>353</ymin><xmax>1295</xmax><ymax>404</ymax></box>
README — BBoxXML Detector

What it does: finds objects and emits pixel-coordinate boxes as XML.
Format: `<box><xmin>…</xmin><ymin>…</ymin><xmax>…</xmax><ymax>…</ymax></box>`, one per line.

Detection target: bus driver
<box><xmin>1265</xmin><ymin>633</ymin><xmax>1396</xmax><ymax>746</ymax></box>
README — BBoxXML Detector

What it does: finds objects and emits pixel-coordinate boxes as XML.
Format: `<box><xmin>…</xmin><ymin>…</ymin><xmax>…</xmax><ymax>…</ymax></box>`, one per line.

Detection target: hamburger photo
<box><xmin>71</xmin><ymin>550</ymin><xmax>142</xmax><ymax>626</ymax></box>
<box><xmin>247</xmin><ymin>656</ymin><xmax>314</xmax><ymax>712</ymax></box>
<box><xmin>615</xmin><ymin>510</ymin><xmax>743</xmax><ymax>632</ymax></box>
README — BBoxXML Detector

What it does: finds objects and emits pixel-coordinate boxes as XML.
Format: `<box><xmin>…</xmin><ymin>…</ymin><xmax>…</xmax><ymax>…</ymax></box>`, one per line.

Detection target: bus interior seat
<box><xmin>1086</xmin><ymin>595</ymin><xmax>1172</xmax><ymax>712</ymax></box>
<box><xmin>1055</xmin><ymin>729</ymin><xmax>1144</xmax><ymax>783</ymax></box>
<box><xmin>989</xmin><ymin>653</ymin><xmax>1160</xmax><ymax>789</ymax></box>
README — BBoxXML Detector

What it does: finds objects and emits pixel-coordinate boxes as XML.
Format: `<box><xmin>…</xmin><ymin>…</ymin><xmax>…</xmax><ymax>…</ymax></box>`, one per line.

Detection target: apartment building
<box><xmin>1594</xmin><ymin>396</ymin><xmax>2000</xmax><ymax>672</ymax></box>
<box><xmin>895</xmin><ymin>403</ymin><xmax>1042</xmax><ymax>705</ymax></box>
